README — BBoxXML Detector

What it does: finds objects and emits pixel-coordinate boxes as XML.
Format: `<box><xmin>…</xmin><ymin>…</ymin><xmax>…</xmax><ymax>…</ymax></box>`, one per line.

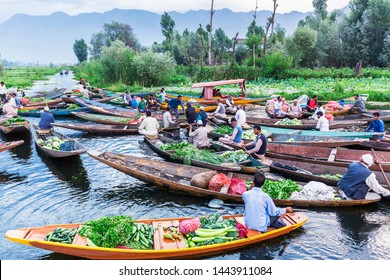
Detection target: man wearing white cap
<box><xmin>195</xmin><ymin>106</ymin><xmax>207</xmax><ymax>126</ymax></box>
<box><xmin>38</xmin><ymin>106</ymin><xmax>55</xmax><ymax>130</ymax></box>
<box><xmin>337</xmin><ymin>154</ymin><xmax>390</xmax><ymax>200</ymax></box>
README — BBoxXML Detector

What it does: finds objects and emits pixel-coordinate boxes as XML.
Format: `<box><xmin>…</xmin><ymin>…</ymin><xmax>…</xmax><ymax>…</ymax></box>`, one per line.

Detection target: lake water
<box><xmin>1</xmin><ymin>73</ymin><xmax>390</xmax><ymax>260</ymax></box>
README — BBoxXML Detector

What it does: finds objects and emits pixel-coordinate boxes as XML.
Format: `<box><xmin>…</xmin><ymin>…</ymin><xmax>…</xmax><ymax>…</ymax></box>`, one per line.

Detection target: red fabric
<box><xmin>179</xmin><ymin>217</ymin><xmax>201</xmax><ymax>234</ymax></box>
<box><xmin>228</xmin><ymin>178</ymin><xmax>247</xmax><ymax>195</ymax></box>
<box><xmin>325</xmin><ymin>101</ymin><xmax>340</xmax><ymax>110</ymax></box>
<box><xmin>236</xmin><ymin>222</ymin><xmax>248</xmax><ymax>239</ymax></box>
<box><xmin>307</xmin><ymin>99</ymin><xmax>317</xmax><ymax>109</ymax></box>
<box><xmin>208</xmin><ymin>174</ymin><xmax>231</xmax><ymax>192</ymax></box>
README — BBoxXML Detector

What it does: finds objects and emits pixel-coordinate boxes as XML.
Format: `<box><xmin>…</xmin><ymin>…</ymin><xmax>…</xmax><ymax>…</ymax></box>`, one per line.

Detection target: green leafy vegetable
<box><xmin>262</xmin><ymin>179</ymin><xmax>301</xmax><ymax>200</ymax></box>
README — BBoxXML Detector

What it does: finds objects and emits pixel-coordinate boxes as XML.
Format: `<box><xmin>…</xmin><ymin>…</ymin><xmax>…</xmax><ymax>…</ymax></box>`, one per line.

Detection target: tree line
<box><xmin>72</xmin><ymin>0</ymin><xmax>390</xmax><ymax>86</ymax></box>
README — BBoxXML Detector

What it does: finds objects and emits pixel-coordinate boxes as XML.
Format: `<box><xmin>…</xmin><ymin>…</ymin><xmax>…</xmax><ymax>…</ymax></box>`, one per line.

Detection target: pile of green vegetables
<box><xmin>262</xmin><ymin>179</ymin><xmax>301</xmax><ymax>200</ymax></box>
<box><xmin>185</xmin><ymin>213</ymin><xmax>240</xmax><ymax>247</ymax></box>
<box><xmin>160</xmin><ymin>142</ymin><xmax>190</xmax><ymax>151</ymax></box>
<box><xmin>3</xmin><ymin>116</ymin><xmax>25</xmax><ymax>124</ymax></box>
<box><xmin>220</xmin><ymin>150</ymin><xmax>248</xmax><ymax>163</ymax></box>
<box><xmin>37</xmin><ymin>137</ymin><xmax>66</xmax><ymax>151</ymax></box>
<box><xmin>214</xmin><ymin>125</ymin><xmax>233</xmax><ymax>134</ymax></box>
<box><xmin>66</xmin><ymin>104</ymin><xmax>81</xmax><ymax>111</ymax></box>
<box><xmin>78</xmin><ymin>215</ymin><xmax>153</xmax><ymax>250</ymax></box>
<box><xmin>320</xmin><ymin>174</ymin><xmax>343</xmax><ymax>180</ymax></box>
<box><xmin>279</xmin><ymin>118</ymin><xmax>302</xmax><ymax>126</ymax></box>
<box><xmin>45</xmin><ymin>227</ymin><xmax>78</xmax><ymax>244</ymax></box>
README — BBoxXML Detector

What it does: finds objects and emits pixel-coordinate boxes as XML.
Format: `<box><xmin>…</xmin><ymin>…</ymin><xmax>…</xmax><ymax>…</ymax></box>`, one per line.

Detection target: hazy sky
<box><xmin>0</xmin><ymin>0</ymin><xmax>351</xmax><ymax>23</ymax></box>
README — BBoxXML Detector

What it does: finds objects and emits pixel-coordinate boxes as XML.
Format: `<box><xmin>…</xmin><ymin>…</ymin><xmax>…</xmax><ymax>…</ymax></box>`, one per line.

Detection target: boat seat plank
<box><xmin>72</xmin><ymin>233</ymin><xmax>87</xmax><ymax>246</ymax></box>
<box><xmin>234</xmin><ymin>217</ymin><xmax>262</xmax><ymax>238</ymax></box>
<box><xmin>152</xmin><ymin>220</ymin><xmax>187</xmax><ymax>250</ymax></box>
<box><xmin>327</xmin><ymin>148</ymin><xmax>337</xmax><ymax>162</ymax></box>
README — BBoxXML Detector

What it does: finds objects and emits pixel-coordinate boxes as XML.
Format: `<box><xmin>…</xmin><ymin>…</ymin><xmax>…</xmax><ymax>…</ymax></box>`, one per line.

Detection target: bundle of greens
<box><xmin>3</xmin><ymin>116</ymin><xmax>25</xmax><ymax>124</ymax></box>
<box><xmin>214</xmin><ymin>125</ymin><xmax>233</xmax><ymax>134</ymax></box>
<box><xmin>220</xmin><ymin>150</ymin><xmax>248</xmax><ymax>163</ymax></box>
<box><xmin>170</xmin><ymin>144</ymin><xmax>222</xmax><ymax>165</ymax></box>
<box><xmin>279</xmin><ymin>118</ymin><xmax>302</xmax><ymax>126</ymax></box>
<box><xmin>66</xmin><ymin>104</ymin><xmax>81</xmax><ymax>111</ymax></box>
<box><xmin>262</xmin><ymin>179</ymin><xmax>301</xmax><ymax>200</ymax></box>
<box><xmin>160</xmin><ymin>142</ymin><xmax>190</xmax><ymax>151</ymax></box>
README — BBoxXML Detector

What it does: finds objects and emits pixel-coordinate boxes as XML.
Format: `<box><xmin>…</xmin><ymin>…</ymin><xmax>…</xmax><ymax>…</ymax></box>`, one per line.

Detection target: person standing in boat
<box><xmin>138</xmin><ymin>110</ymin><xmax>159</xmax><ymax>137</ymax></box>
<box><xmin>156</xmin><ymin>88</ymin><xmax>166</xmax><ymax>104</ymax></box>
<box><xmin>168</xmin><ymin>95</ymin><xmax>185</xmax><ymax>119</ymax></box>
<box><xmin>188</xmin><ymin>123</ymin><xmax>210</xmax><ymax>148</ymax></box>
<box><xmin>124</xmin><ymin>90</ymin><xmax>131</xmax><ymax>105</ymax></box>
<box><xmin>365</xmin><ymin>112</ymin><xmax>385</xmax><ymax>142</ymax></box>
<box><xmin>0</xmin><ymin>81</ymin><xmax>7</xmax><ymax>103</ymax></box>
<box><xmin>163</xmin><ymin>107</ymin><xmax>177</xmax><ymax>128</ymax></box>
<box><xmin>350</xmin><ymin>94</ymin><xmax>367</xmax><ymax>113</ymax></box>
<box><xmin>243</xmin><ymin>125</ymin><xmax>267</xmax><ymax>160</ymax></box>
<box><xmin>242</xmin><ymin>172</ymin><xmax>293</xmax><ymax>233</ymax></box>
<box><xmin>234</xmin><ymin>105</ymin><xmax>246</xmax><ymax>126</ymax></box>
<box><xmin>185</xmin><ymin>103</ymin><xmax>198</xmax><ymax>125</ymax></box>
<box><xmin>306</xmin><ymin>95</ymin><xmax>318</xmax><ymax>113</ymax></box>
<box><xmin>338</xmin><ymin>154</ymin><xmax>390</xmax><ymax>200</ymax></box>
<box><xmin>219</xmin><ymin>118</ymin><xmax>243</xmax><ymax>145</ymax></box>
<box><xmin>38</xmin><ymin>106</ymin><xmax>55</xmax><ymax>130</ymax></box>
<box><xmin>315</xmin><ymin>111</ymin><xmax>329</xmax><ymax>131</ymax></box>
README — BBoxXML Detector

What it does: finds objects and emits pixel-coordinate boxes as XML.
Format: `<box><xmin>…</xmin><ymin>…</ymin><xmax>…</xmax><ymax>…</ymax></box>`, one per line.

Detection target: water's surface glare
<box><xmin>1</xmin><ymin>73</ymin><xmax>390</xmax><ymax>260</ymax></box>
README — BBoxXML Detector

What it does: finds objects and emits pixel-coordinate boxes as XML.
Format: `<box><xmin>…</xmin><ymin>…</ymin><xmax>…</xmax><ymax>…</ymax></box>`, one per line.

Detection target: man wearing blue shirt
<box><xmin>168</xmin><ymin>95</ymin><xmax>185</xmax><ymax>119</ymax></box>
<box><xmin>38</xmin><ymin>107</ymin><xmax>55</xmax><ymax>130</ymax></box>
<box><xmin>365</xmin><ymin>112</ymin><xmax>384</xmax><ymax>141</ymax></box>
<box><xmin>242</xmin><ymin>172</ymin><xmax>292</xmax><ymax>233</ymax></box>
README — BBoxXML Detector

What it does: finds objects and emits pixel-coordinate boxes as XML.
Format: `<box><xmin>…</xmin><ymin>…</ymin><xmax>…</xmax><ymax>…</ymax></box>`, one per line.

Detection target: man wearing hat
<box><xmin>38</xmin><ymin>106</ymin><xmax>55</xmax><ymax>130</ymax></box>
<box><xmin>338</xmin><ymin>154</ymin><xmax>390</xmax><ymax>200</ymax></box>
<box><xmin>195</xmin><ymin>106</ymin><xmax>208</xmax><ymax>126</ymax></box>
<box><xmin>315</xmin><ymin>111</ymin><xmax>329</xmax><ymax>131</ymax></box>
<box><xmin>168</xmin><ymin>95</ymin><xmax>185</xmax><ymax>119</ymax></box>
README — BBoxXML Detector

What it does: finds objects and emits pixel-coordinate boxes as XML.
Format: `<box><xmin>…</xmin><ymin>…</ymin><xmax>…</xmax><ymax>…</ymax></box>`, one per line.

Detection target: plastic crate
<box><xmin>60</xmin><ymin>141</ymin><xmax>74</xmax><ymax>151</ymax></box>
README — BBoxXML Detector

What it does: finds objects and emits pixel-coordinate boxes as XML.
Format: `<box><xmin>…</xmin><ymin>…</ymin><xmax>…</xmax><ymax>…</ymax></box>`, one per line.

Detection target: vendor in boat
<box><xmin>273</xmin><ymin>96</ymin><xmax>285</xmax><ymax>117</ymax></box>
<box><xmin>315</xmin><ymin>111</ymin><xmax>329</xmax><ymax>131</ymax></box>
<box><xmin>234</xmin><ymin>105</ymin><xmax>246</xmax><ymax>126</ymax></box>
<box><xmin>309</xmin><ymin>102</ymin><xmax>325</xmax><ymax>120</ymax></box>
<box><xmin>226</xmin><ymin>95</ymin><xmax>234</xmax><ymax>108</ymax></box>
<box><xmin>350</xmin><ymin>94</ymin><xmax>367</xmax><ymax>113</ymax></box>
<box><xmin>82</xmin><ymin>86</ymin><xmax>90</xmax><ymax>99</ymax></box>
<box><xmin>138</xmin><ymin>110</ymin><xmax>159</xmax><ymax>137</ymax></box>
<box><xmin>138</xmin><ymin>96</ymin><xmax>147</xmax><ymax>113</ymax></box>
<box><xmin>306</xmin><ymin>95</ymin><xmax>317</xmax><ymax>113</ymax></box>
<box><xmin>185</xmin><ymin>103</ymin><xmax>198</xmax><ymax>125</ymax></box>
<box><xmin>147</xmin><ymin>96</ymin><xmax>159</xmax><ymax>110</ymax></box>
<box><xmin>78</xmin><ymin>77</ymin><xmax>86</xmax><ymax>86</ymax></box>
<box><xmin>188</xmin><ymin>123</ymin><xmax>210</xmax><ymax>148</ymax></box>
<box><xmin>210</xmin><ymin>99</ymin><xmax>226</xmax><ymax>117</ymax></box>
<box><xmin>124</xmin><ymin>90</ymin><xmax>131</xmax><ymax>105</ymax></box>
<box><xmin>337</xmin><ymin>154</ymin><xmax>390</xmax><ymax>200</ymax></box>
<box><xmin>242</xmin><ymin>172</ymin><xmax>293</xmax><ymax>233</ymax></box>
<box><xmin>243</xmin><ymin>125</ymin><xmax>267</xmax><ymax>160</ymax></box>
<box><xmin>12</xmin><ymin>93</ymin><xmax>21</xmax><ymax>107</ymax></box>
<box><xmin>365</xmin><ymin>112</ymin><xmax>385</xmax><ymax>142</ymax></box>
<box><xmin>0</xmin><ymin>81</ymin><xmax>7</xmax><ymax>103</ymax></box>
<box><xmin>163</xmin><ymin>107</ymin><xmax>177</xmax><ymax>128</ymax></box>
<box><xmin>156</xmin><ymin>88</ymin><xmax>166</xmax><ymax>104</ymax></box>
<box><xmin>213</xmin><ymin>89</ymin><xmax>222</xmax><ymax>97</ymax></box>
<box><xmin>38</xmin><ymin>106</ymin><xmax>55</xmax><ymax>130</ymax></box>
<box><xmin>168</xmin><ymin>95</ymin><xmax>185</xmax><ymax>119</ymax></box>
<box><xmin>130</xmin><ymin>95</ymin><xmax>138</xmax><ymax>109</ymax></box>
<box><xmin>195</xmin><ymin>106</ymin><xmax>208</xmax><ymax>126</ymax></box>
<box><xmin>2</xmin><ymin>99</ymin><xmax>18</xmax><ymax>118</ymax></box>
<box><xmin>288</xmin><ymin>99</ymin><xmax>302</xmax><ymax>117</ymax></box>
<box><xmin>219</xmin><ymin>117</ymin><xmax>243</xmax><ymax>145</ymax></box>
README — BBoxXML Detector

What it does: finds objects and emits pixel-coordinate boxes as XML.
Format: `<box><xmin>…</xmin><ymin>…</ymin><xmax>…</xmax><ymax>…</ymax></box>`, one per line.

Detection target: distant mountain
<box><xmin>0</xmin><ymin>8</ymin><xmax>327</xmax><ymax>64</ymax></box>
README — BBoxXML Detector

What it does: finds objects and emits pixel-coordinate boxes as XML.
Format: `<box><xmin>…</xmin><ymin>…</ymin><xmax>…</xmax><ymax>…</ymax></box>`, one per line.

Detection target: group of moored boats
<box><xmin>2</xmin><ymin>79</ymin><xmax>390</xmax><ymax>259</ymax></box>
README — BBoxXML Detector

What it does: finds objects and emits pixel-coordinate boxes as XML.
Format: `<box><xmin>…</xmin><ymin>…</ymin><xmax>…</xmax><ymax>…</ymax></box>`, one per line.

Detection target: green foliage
<box><xmin>334</xmin><ymin>78</ymin><xmax>345</xmax><ymax>94</ymax></box>
<box><xmin>73</xmin><ymin>39</ymin><xmax>88</xmax><ymax>64</ymax></box>
<box><xmin>261</xmin><ymin>52</ymin><xmax>292</xmax><ymax>79</ymax></box>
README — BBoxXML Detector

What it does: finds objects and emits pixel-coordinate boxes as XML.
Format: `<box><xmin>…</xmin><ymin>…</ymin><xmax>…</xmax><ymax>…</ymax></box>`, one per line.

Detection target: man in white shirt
<box><xmin>234</xmin><ymin>105</ymin><xmax>246</xmax><ymax>126</ymax></box>
<box><xmin>273</xmin><ymin>96</ymin><xmax>285</xmax><ymax>117</ymax></box>
<box><xmin>163</xmin><ymin>107</ymin><xmax>177</xmax><ymax>128</ymax></box>
<box><xmin>211</xmin><ymin>99</ymin><xmax>226</xmax><ymax>117</ymax></box>
<box><xmin>188</xmin><ymin>123</ymin><xmax>210</xmax><ymax>148</ymax></box>
<box><xmin>309</xmin><ymin>102</ymin><xmax>325</xmax><ymax>120</ymax></box>
<box><xmin>0</xmin><ymin>81</ymin><xmax>7</xmax><ymax>103</ymax></box>
<box><xmin>82</xmin><ymin>86</ymin><xmax>90</xmax><ymax>99</ymax></box>
<box><xmin>315</xmin><ymin>111</ymin><xmax>329</xmax><ymax>131</ymax></box>
<box><xmin>288</xmin><ymin>100</ymin><xmax>302</xmax><ymax>117</ymax></box>
<box><xmin>2</xmin><ymin>99</ymin><xmax>18</xmax><ymax>117</ymax></box>
<box><xmin>138</xmin><ymin>110</ymin><xmax>159</xmax><ymax>137</ymax></box>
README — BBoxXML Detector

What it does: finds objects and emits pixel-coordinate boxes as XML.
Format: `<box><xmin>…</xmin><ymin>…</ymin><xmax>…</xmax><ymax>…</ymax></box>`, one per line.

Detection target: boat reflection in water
<box><xmin>1</xmin><ymin>132</ymin><xmax>33</xmax><ymax>160</ymax></box>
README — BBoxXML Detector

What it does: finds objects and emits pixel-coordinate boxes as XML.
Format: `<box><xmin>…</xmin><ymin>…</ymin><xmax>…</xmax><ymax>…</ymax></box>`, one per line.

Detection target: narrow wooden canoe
<box><xmin>0</xmin><ymin>120</ymin><xmax>30</xmax><ymax>134</ymax></box>
<box><xmin>19</xmin><ymin>107</ymin><xmax>89</xmax><ymax>117</ymax></box>
<box><xmin>70</xmin><ymin>96</ymin><xmax>117</xmax><ymax>109</ymax></box>
<box><xmin>5</xmin><ymin>213</ymin><xmax>307</xmax><ymax>260</ymax></box>
<box><xmin>33</xmin><ymin>126</ymin><xmax>86</xmax><ymax>158</ymax></box>
<box><xmin>52</xmin><ymin>123</ymin><xmax>140</xmax><ymax>134</ymax></box>
<box><xmin>161</xmin><ymin>101</ymin><xmax>217</xmax><ymax>113</ymax></box>
<box><xmin>0</xmin><ymin>140</ymin><xmax>24</xmax><ymax>153</ymax></box>
<box><xmin>88</xmin><ymin>150</ymin><xmax>381</xmax><ymax>207</ymax></box>
<box><xmin>144</xmin><ymin>135</ymin><xmax>243</xmax><ymax>172</ymax></box>
<box><xmin>24</xmin><ymin>98</ymin><xmax>64</xmax><ymax>107</ymax></box>
<box><xmin>166</xmin><ymin>93</ymin><xmax>270</xmax><ymax>105</ymax></box>
<box><xmin>71</xmin><ymin>112</ymin><xmax>139</xmax><ymax>125</ymax></box>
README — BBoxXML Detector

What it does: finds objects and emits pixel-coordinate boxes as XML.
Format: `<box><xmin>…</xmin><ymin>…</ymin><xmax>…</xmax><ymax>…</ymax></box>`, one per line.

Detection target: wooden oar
<box><xmin>371</xmin><ymin>148</ymin><xmax>390</xmax><ymax>188</ymax></box>
<box><xmin>206</xmin><ymin>118</ymin><xmax>224</xmax><ymax>130</ymax></box>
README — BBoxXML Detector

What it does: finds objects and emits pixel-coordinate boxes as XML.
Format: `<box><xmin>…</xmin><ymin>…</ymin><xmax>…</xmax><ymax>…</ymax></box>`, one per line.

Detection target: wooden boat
<box><xmin>266</xmin><ymin>143</ymin><xmax>390</xmax><ymax>173</ymax></box>
<box><xmin>166</xmin><ymin>94</ymin><xmax>270</xmax><ymax>106</ymax></box>
<box><xmin>19</xmin><ymin>107</ymin><xmax>89</xmax><ymax>117</ymax></box>
<box><xmin>88</xmin><ymin>150</ymin><xmax>380</xmax><ymax>207</ymax></box>
<box><xmin>144</xmin><ymin>135</ymin><xmax>243</xmax><ymax>172</ymax></box>
<box><xmin>86</xmin><ymin>105</ymin><xmax>145</xmax><ymax>119</ymax></box>
<box><xmin>51</xmin><ymin>123</ymin><xmax>140</xmax><ymax>134</ymax></box>
<box><xmin>325</xmin><ymin>106</ymin><xmax>353</xmax><ymax>115</ymax></box>
<box><xmin>32</xmin><ymin>88</ymin><xmax>67</xmax><ymax>99</ymax></box>
<box><xmin>160</xmin><ymin>101</ymin><xmax>217</xmax><ymax>113</ymax></box>
<box><xmin>0</xmin><ymin>140</ymin><xmax>24</xmax><ymax>153</ymax></box>
<box><xmin>32</xmin><ymin>126</ymin><xmax>86</xmax><ymax>158</ymax></box>
<box><xmin>71</xmin><ymin>112</ymin><xmax>140</xmax><ymax>125</ymax></box>
<box><xmin>70</xmin><ymin>96</ymin><xmax>117</xmax><ymax>109</ymax></box>
<box><xmin>24</xmin><ymin>98</ymin><xmax>64</xmax><ymax>107</ymax></box>
<box><xmin>0</xmin><ymin>119</ymin><xmax>30</xmax><ymax>135</ymax></box>
<box><xmin>6</xmin><ymin>212</ymin><xmax>307</xmax><ymax>260</ymax></box>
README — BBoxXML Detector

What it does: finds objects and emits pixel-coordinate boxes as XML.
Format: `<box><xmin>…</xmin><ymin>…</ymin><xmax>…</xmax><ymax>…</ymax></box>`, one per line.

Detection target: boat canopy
<box><xmin>191</xmin><ymin>79</ymin><xmax>246</xmax><ymax>100</ymax></box>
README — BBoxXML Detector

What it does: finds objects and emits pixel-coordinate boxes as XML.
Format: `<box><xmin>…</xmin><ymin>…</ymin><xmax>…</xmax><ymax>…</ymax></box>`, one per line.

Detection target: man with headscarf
<box><xmin>337</xmin><ymin>154</ymin><xmax>390</xmax><ymax>200</ymax></box>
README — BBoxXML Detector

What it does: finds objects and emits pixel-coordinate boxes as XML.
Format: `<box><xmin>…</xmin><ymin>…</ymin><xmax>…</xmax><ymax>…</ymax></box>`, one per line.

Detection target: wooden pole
<box><xmin>371</xmin><ymin>148</ymin><xmax>390</xmax><ymax>188</ymax></box>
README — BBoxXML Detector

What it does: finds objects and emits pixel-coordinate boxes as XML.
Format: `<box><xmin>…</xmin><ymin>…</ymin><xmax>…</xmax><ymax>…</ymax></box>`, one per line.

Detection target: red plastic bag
<box><xmin>179</xmin><ymin>217</ymin><xmax>201</xmax><ymax>234</ymax></box>
<box><xmin>228</xmin><ymin>178</ymin><xmax>247</xmax><ymax>195</ymax></box>
<box><xmin>236</xmin><ymin>222</ymin><xmax>248</xmax><ymax>238</ymax></box>
<box><xmin>208</xmin><ymin>174</ymin><xmax>231</xmax><ymax>192</ymax></box>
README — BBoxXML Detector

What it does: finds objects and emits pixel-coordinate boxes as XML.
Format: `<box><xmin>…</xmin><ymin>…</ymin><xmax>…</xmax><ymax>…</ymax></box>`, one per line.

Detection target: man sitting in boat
<box><xmin>309</xmin><ymin>102</ymin><xmax>325</xmax><ymax>120</ymax></box>
<box><xmin>234</xmin><ymin>105</ymin><xmax>246</xmax><ymax>126</ymax></box>
<box><xmin>210</xmin><ymin>99</ymin><xmax>226</xmax><ymax>117</ymax></box>
<box><xmin>337</xmin><ymin>154</ymin><xmax>390</xmax><ymax>200</ymax></box>
<box><xmin>163</xmin><ymin>107</ymin><xmax>177</xmax><ymax>128</ymax></box>
<box><xmin>365</xmin><ymin>112</ymin><xmax>384</xmax><ymax>142</ymax></box>
<box><xmin>242</xmin><ymin>172</ymin><xmax>293</xmax><ymax>233</ymax></box>
<box><xmin>138</xmin><ymin>110</ymin><xmax>159</xmax><ymax>137</ymax></box>
<box><xmin>1</xmin><ymin>99</ymin><xmax>18</xmax><ymax>118</ymax></box>
<box><xmin>273</xmin><ymin>96</ymin><xmax>285</xmax><ymax>117</ymax></box>
<box><xmin>123</xmin><ymin>90</ymin><xmax>131</xmax><ymax>105</ymax></box>
<box><xmin>82</xmin><ymin>86</ymin><xmax>90</xmax><ymax>99</ymax></box>
<box><xmin>168</xmin><ymin>95</ymin><xmax>185</xmax><ymax>119</ymax></box>
<box><xmin>138</xmin><ymin>97</ymin><xmax>147</xmax><ymax>113</ymax></box>
<box><xmin>306</xmin><ymin>95</ymin><xmax>318</xmax><ymax>113</ymax></box>
<box><xmin>195</xmin><ymin>106</ymin><xmax>207</xmax><ymax>126</ymax></box>
<box><xmin>213</xmin><ymin>89</ymin><xmax>221</xmax><ymax>97</ymax></box>
<box><xmin>156</xmin><ymin>88</ymin><xmax>166</xmax><ymax>104</ymax></box>
<box><xmin>130</xmin><ymin>95</ymin><xmax>138</xmax><ymax>109</ymax></box>
<box><xmin>350</xmin><ymin>94</ymin><xmax>367</xmax><ymax>113</ymax></box>
<box><xmin>315</xmin><ymin>111</ymin><xmax>329</xmax><ymax>131</ymax></box>
<box><xmin>288</xmin><ymin>100</ymin><xmax>302</xmax><ymax>117</ymax></box>
<box><xmin>38</xmin><ymin>106</ymin><xmax>55</xmax><ymax>130</ymax></box>
<box><xmin>188</xmin><ymin>123</ymin><xmax>210</xmax><ymax>148</ymax></box>
<box><xmin>185</xmin><ymin>103</ymin><xmax>198</xmax><ymax>125</ymax></box>
<box><xmin>243</xmin><ymin>125</ymin><xmax>267</xmax><ymax>160</ymax></box>
<box><xmin>219</xmin><ymin>118</ymin><xmax>243</xmax><ymax>145</ymax></box>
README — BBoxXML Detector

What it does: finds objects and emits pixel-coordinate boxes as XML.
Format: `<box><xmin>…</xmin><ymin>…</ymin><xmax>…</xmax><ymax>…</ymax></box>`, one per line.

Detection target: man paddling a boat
<box><xmin>337</xmin><ymin>154</ymin><xmax>390</xmax><ymax>200</ymax></box>
<box><xmin>242</xmin><ymin>172</ymin><xmax>293</xmax><ymax>233</ymax></box>
<box><xmin>243</xmin><ymin>125</ymin><xmax>267</xmax><ymax>159</ymax></box>
<box><xmin>365</xmin><ymin>112</ymin><xmax>384</xmax><ymax>142</ymax></box>
<box><xmin>138</xmin><ymin>110</ymin><xmax>159</xmax><ymax>137</ymax></box>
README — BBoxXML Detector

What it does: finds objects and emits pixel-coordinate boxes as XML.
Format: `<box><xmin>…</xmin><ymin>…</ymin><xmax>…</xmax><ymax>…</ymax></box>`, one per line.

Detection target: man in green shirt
<box><xmin>138</xmin><ymin>96</ymin><xmax>147</xmax><ymax>113</ymax></box>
